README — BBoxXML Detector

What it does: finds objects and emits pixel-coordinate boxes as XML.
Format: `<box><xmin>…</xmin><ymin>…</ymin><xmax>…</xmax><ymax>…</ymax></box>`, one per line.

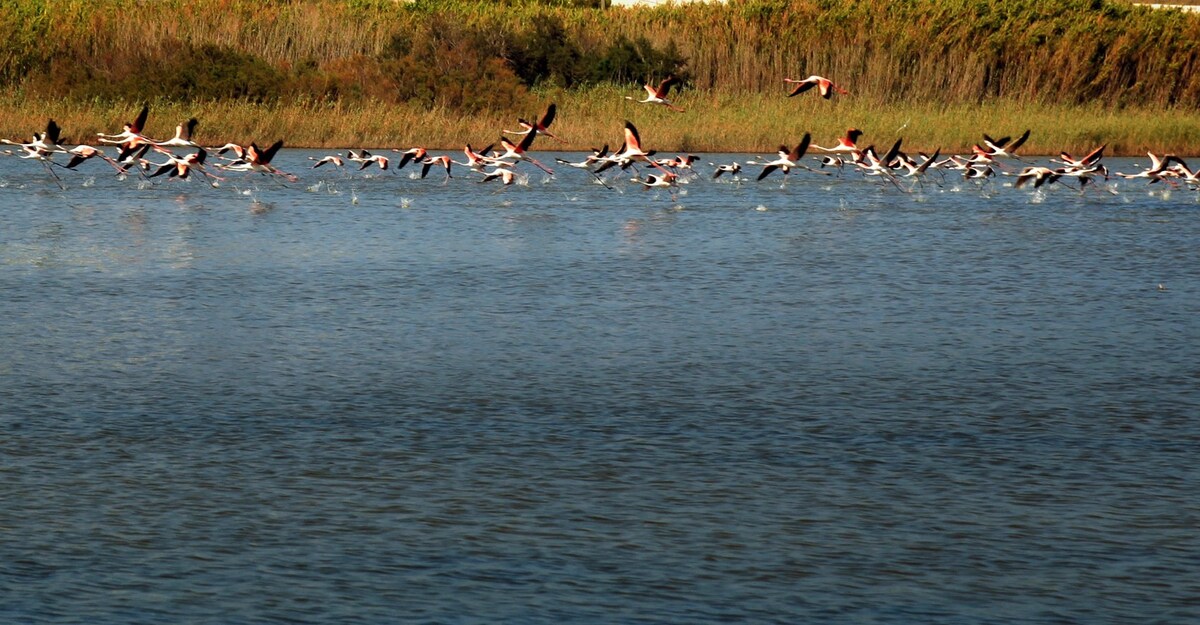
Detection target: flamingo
<box><xmin>395</xmin><ymin>147</ymin><xmax>428</xmax><ymax>170</ymax></box>
<box><xmin>1115</xmin><ymin>152</ymin><xmax>1175</xmax><ymax>182</ymax></box>
<box><xmin>479</xmin><ymin>168</ymin><xmax>516</xmax><ymax>186</ymax></box>
<box><xmin>1013</xmin><ymin>166</ymin><xmax>1064</xmax><ymax>189</ymax></box>
<box><xmin>457</xmin><ymin>143</ymin><xmax>497</xmax><ymax>171</ymax></box>
<box><xmin>625</xmin><ymin>75</ymin><xmax>685</xmax><ymax>112</ymax></box>
<box><xmin>816</xmin><ymin>155</ymin><xmax>845</xmax><ymax>173</ymax></box>
<box><xmin>1053</xmin><ymin>144</ymin><xmax>1106</xmax><ymax>169</ymax></box>
<box><xmin>2</xmin><ymin>119</ymin><xmax>67</xmax><ymax>154</ymax></box>
<box><xmin>963</xmin><ymin>165</ymin><xmax>996</xmax><ymax>181</ymax></box>
<box><xmin>494</xmin><ymin>131</ymin><xmax>554</xmax><ymax>175</ymax></box>
<box><xmin>221</xmin><ymin>140</ymin><xmax>295</xmax><ymax>181</ymax></box>
<box><xmin>1164</xmin><ymin>158</ymin><xmax>1200</xmax><ymax>188</ymax></box>
<box><xmin>756</xmin><ymin>133</ymin><xmax>813</xmax><ymax>181</ymax></box>
<box><xmin>309</xmin><ymin>155</ymin><xmax>344</xmax><ymax>169</ymax></box>
<box><xmin>64</xmin><ymin>145</ymin><xmax>123</xmax><ymax>173</ymax></box>
<box><xmin>555</xmin><ymin>145</ymin><xmax>609</xmax><ymax>169</ymax></box>
<box><xmin>97</xmin><ymin>105</ymin><xmax>151</xmax><ymax>150</ymax></box>
<box><xmin>346</xmin><ymin>149</ymin><xmax>376</xmax><ymax>168</ymax></box>
<box><xmin>213</xmin><ymin>143</ymin><xmax>249</xmax><ymax>161</ymax></box>
<box><xmin>656</xmin><ymin>154</ymin><xmax>699</xmax><ymax>176</ymax></box>
<box><xmin>420</xmin><ymin>155</ymin><xmax>453</xmax><ymax>180</ymax></box>
<box><xmin>896</xmin><ymin>150</ymin><xmax>941</xmax><ymax>178</ymax></box>
<box><xmin>974</xmin><ymin>129</ymin><xmax>1030</xmax><ymax>160</ymax></box>
<box><xmin>147</xmin><ymin>149</ymin><xmax>218</xmax><ymax>183</ymax></box>
<box><xmin>854</xmin><ymin>139</ymin><xmax>906</xmax><ymax>188</ymax></box>
<box><xmin>504</xmin><ymin>103</ymin><xmax>565</xmax><ymax>144</ymax></box>
<box><xmin>813</xmin><ymin>128</ymin><xmax>863</xmax><ymax>154</ymax></box>
<box><xmin>711</xmin><ymin>162</ymin><xmax>741</xmax><ymax>179</ymax></box>
<box><xmin>784</xmin><ymin>75</ymin><xmax>848</xmax><ymax>99</ymax></box>
<box><xmin>635</xmin><ymin>172</ymin><xmax>679</xmax><ymax>189</ymax></box>
<box><xmin>358</xmin><ymin>153</ymin><xmax>391</xmax><ymax>171</ymax></box>
<box><xmin>153</xmin><ymin>118</ymin><xmax>200</xmax><ymax>148</ymax></box>
<box><xmin>593</xmin><ymin>121</ymin><xmax>672</xmax><ymax>176</ymax></box>
<box><xmin>115</xmin><ymin>143</ymin><xmax>154</xmax><ymax>175</ymax></box>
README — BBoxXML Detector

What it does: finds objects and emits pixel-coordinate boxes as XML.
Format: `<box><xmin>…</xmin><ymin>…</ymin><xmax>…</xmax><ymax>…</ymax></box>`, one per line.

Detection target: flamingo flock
<box><xmin>1</xmin><ymin>76</ymin><xmax>1196</xmax><ymax>198</ymax></box>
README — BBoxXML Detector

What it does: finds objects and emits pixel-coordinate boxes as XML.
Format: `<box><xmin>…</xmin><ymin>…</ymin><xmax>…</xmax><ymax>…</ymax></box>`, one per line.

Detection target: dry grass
<box><xmin>4</xmin><ymin>91</ymin><xmax>1200</xmax><ymax>156</ymax></box>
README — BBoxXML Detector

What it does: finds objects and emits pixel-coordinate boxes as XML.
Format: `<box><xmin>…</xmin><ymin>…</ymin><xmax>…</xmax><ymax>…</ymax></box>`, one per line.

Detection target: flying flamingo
<box><xmin>1013</xmin><ymin>166</ymin><xmax>1064</xmax><ymax>190</ymax></box>
<box><xmin>220</xmin><ymin>140</ymin><xmax>295</xmax><ymax>181</ymax></box>
<box><xmin>635</xmin><ymin>172</ymin><xmax>679</xmax><ymax>189</ymax></box>
<box><xmin>854</xmin><ymin>139</ymin><xmax>906</xmax><ymax>188</ymax></box>
<box><xmin>457</xmin><ymin>143</ymin><xmax>497</xmax><ymax>171</ymax></box>
<box><xmin>147</xmin><ymin>149</ymin><xmax>219</xmax><ymax>183</ymax></box>
<box><xmin>784</xmin><ymin>75</ymin><xmax>848</xmax><ymax>99</ymax></box>
<box><xmin>395</xmin><ymin>147</ymin><xmax>428</xmax><ymax>170</ymax></box>
<box><xmin>1053</xmin><ymin>144</ymin><xmax>1106</xmax><ymax>169</ymax></box>
<box><xmin>555</xmin><ymin>145</ymin><xmax>609</xmax><ymax>169</ymax></box>
<box><xmin>114</xmin><ymin>143</ymin><xmax>154</xmax><ymax>176</ymax></box>
<box><xmin>656</xmin><ymin>154</ymin><xmax>699</xmax><ymax>176</ymax></box>
<box><xmin>756</xmin><ymin>133</ymin><xmax>813</xmax><ymax>181</ymax></box>
<box><xmin>98</xmin><ymin>105</ymin><xmax>151</xmax><ymax>150</ymax></box>
<box><xmin>504</xmin><ymin>103</ymin><xmax>565</xmax><ymax>144</ymax></box>
<box><xmin>309</xmin><ymin>155</ymin><xmax>345</xmax><ymax>168</ymax></box>
<box><xmin>358</xmin><ymin>153</ymin><xmax>391</xmax><ymax>171</ymax></box>
<box><xmin>64</xmin><ymin>145</ymin><xmax>123</xmax><ymax>173</ymax></box>
<box><xmin>494</xmin><ymin>130</ymin><xmax>554</xmax><ymax>175</ymax></box>
<box><xmin>625</xmin><ymin>75</ymin><xmax>685</xmax><ymax>112</ymax></box>
<box><xmin>213</xmin><ymin>143</ymin><xmax>249</xmax><ymax>162</ymax></box>
<box><xmin>813</xmin><ymin>128</ymin><xmax>864</xmax><ymax>154</ymax></box>
<box><xmin>479</xmin><ymin>168</ymin><xmax>516</xmax><ymax>186</ymax></box>
<box><xmin>153</xmin><ymin>118</ymin><xmax>200</xmax><ymax>148</ymax></box>
<box><xmin>1115</xmin><ymin>152</ymin><xmax>1177</xmax><ymax>182</ymax></box>
<box><xmin>420</xmin><ymin>155</ymin><xmax>453</xmax><ymax>180</ymax></box>
<box><xmin>593</xmin><ymin>122</ymin><xmax>672</xmax><ymax>176</ymax></box>
<box><xmin>3</xmin><ymin>119</ymin><xmax>67</xmax><ymax>155</ymax></box>
<box><xmin>711</xmin><ymin>162</ymin><xmax>742</xmax><ymax>179</ymax></box>
<box><xmin>973</xmin><ymin>129</ymin><xmax>1031</xmax><ymax>160</ymax></box>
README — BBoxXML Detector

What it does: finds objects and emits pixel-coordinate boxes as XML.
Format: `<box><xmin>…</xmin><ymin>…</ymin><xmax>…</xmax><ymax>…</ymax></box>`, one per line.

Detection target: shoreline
<box><xmin>3</xmin><ymin>92</ymin><xmax>1199</xmax><ymax>157</ymax></box>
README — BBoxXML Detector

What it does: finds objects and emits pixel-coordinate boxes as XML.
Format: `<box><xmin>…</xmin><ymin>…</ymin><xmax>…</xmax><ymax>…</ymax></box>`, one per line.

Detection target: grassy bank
<box><xmin>4</xmin><ymin>89</ymin><xmax>1200</xmax><ymax>156</ymax></box>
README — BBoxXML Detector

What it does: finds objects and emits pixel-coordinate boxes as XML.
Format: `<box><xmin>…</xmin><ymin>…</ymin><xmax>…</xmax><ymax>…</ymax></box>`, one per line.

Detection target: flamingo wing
<box><xmin>517</xmin><ymin>127</ymin><xmax>537</xmax><ymax>152</ymax></box>
<box><xmin>657</xmin><ymin>75</ymin><xmax>678</xmax><ymax>97</ymax></box>
<box><xmin>624</xmin><ymin>121</ymin><xmax>643</xmax><ymax>152</ymax></box>
<box><xmin>45</xmin><ymin>119</ymin><xmax>62</xmax><ymax>145</ymax></box>
<box><xmin>132</xmin><ymin>105</ymin><xmax>149</xmax><ymax>134</ymax></box>
<box><xmin>183</xmin><ymin>118</ymin><xmax>199</xmax><ymax>141</ymax></box>
<box><xmin>260</xmin><ymin>140</ymin><xmax>284</xmax><ymax>165</ymax></box>
<box><xmin>1009</xmin><ymin>129</ymin><xmax>1031</xmax><ymax>152</ymax></box>
<box><xmin>791</xmin><ymin>133</ymin><xmax>812</xmax><ymax>161</ymax></box>
<box><xmin>788</xmin><ymin>81</ymin><xmax>816</xmax><ymax>97</ymax></box>
<box><xmin>756</xmin><ymin>165</ymin><xmax>779</xmax><ymax>181</ymax></box>
<box><xmin>539</xmin><ymin>103</ymin><xmax>556</xmax><ymax>129</ymax></box>
<box><xmin>1081</xmin><ymin>144</ymin><xmax>1106</xmax><ymax>166</ymax></box>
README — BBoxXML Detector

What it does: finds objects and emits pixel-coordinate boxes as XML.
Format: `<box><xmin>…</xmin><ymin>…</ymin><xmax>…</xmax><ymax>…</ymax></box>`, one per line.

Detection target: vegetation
<box><xmin>2</xmin><ymin>0</ymin><xmax>1200</xmax><ymax>153</ymax></box>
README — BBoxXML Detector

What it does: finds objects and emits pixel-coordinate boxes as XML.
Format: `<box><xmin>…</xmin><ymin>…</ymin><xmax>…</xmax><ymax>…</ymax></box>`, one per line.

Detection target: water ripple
<box><xmin>1</xmin><ymin>152</ymin><xmax>1198</xmax><ymax>623</ymax></box>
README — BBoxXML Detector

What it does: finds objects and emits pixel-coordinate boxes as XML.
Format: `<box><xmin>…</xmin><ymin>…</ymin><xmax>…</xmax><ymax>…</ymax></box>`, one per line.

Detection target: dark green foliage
<box><xmin>587</xmin><ymin>36</ymin><xmax>689</xmax><ymax>86</ymax></box>
<box><xmin>508</xmin><ymin>17</ymin><xmax>585</xmax><ymax>87</ymax></box>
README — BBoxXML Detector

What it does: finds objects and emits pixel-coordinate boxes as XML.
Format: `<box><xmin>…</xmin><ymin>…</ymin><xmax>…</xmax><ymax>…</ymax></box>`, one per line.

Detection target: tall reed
<box><xmin>4</xmin><ymin>0</ymin><xmax>1200</xmax><ymax>106</ymax></box>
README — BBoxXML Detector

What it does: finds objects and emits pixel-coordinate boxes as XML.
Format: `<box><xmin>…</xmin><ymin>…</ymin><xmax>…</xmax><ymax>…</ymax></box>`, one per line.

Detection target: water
<box><xmin>2</xmin><ymin>151</ymin><xmax>1198</xmax><ymax>624</ymax></box>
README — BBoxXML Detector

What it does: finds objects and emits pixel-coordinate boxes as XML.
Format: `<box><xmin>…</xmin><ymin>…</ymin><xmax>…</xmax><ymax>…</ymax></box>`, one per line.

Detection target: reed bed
<box><xmin>6</xmin><ymin>0</ymin><xmax>1200</xmax><ymax>104</ymax></box>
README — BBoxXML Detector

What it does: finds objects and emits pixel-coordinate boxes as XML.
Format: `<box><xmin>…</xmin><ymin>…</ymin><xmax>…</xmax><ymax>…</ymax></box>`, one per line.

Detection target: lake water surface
<box><xmin>1</xmin><ymin>151</ymin><xmax>1198</xmax><ymax>624</ymax></box>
